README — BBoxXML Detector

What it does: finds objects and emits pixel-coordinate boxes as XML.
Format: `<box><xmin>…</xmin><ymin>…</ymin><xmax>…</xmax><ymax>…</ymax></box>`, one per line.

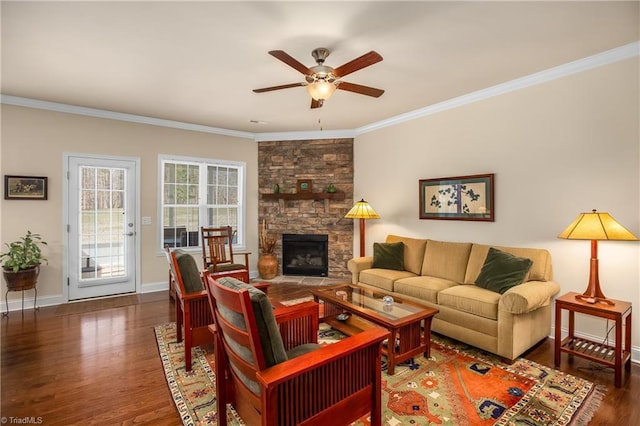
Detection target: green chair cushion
<box><xmin>216</xmin><ymin>277</ymin><xmax>288</xmax><ymax>367</ymax></box>
<box><xmin>208</xmin><ymin>263</ymin><xmax>247</xmax><ymax>273</ymax></box>
<box><xmin>475</xmin><ymin>247</ymin><xmax>533</xmax><ymax>294</ymax></box>
<box><xmin>175</xmin><ymin>250</ymin><xmax>204</xmax><ymax>293</ymax></box>
<box><xmin>286</xmin><ymin>343</ymin><xmax>322</xmax><ymax>359</ymax></box>
<box><xmin>372</xmin><ymin>242</ymin><xmax>405</xmax><ymax>271</ymax></box>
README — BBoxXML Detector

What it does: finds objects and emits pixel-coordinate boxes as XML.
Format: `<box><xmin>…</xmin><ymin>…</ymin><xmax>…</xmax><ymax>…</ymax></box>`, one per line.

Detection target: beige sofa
<box><xmin>347</xmin><ymin>235</ymin><xmax>560</xmax><ymax>361</ymax></box>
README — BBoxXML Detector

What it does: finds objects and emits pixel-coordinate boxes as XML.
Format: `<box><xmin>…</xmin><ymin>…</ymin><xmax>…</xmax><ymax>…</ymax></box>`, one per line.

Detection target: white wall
<box><xmin>354</xmin><ymin>58</ymin><xmax>640</xmax><ymax>353</ymax></box>
<box><xmin>1</xmin><ymin>106</ymin><xmax>258</xmax><ymax>305</ymax></box>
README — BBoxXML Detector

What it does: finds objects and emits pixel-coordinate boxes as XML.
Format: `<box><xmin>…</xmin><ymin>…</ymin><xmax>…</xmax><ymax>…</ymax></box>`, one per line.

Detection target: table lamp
<box><xmin>558</xmin><ymin>209</ymin><xmax>638</xmax><ymax>305</ymax></box>
<box><xmin>345</xmin><ymin>198</ymin><xmax>380</xmax><ymax>257</ymax></box>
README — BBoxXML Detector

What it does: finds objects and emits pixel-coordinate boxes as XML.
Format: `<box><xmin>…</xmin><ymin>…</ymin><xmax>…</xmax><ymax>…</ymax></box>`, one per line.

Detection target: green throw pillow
<box><xmin>175</xmin><ymin>250</ymin><xmax>205</xmax><ymax>293</ymax></box>
<box><xmin>475</xmin><ymin>248</ymin><xmax>533</xmax><ymax>294</ymax></box>
<box><xmin>372</xmin><ymin>242</ymin><xmax>405</xmax><ymax>271</ymax></box>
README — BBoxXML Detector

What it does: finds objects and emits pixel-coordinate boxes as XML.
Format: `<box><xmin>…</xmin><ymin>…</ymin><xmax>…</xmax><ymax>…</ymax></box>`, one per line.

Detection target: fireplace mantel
<box><xmin>261</xmin><ymin>192</ymin><xmax>345</xmax><ymax>201</ymax></box>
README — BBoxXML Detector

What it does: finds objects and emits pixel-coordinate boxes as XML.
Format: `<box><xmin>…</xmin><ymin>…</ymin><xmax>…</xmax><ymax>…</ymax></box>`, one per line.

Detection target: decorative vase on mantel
<box><xmin>258</xmin><ymin>254</ymin><xmax>278</xmax><ymax>280</ymax></box>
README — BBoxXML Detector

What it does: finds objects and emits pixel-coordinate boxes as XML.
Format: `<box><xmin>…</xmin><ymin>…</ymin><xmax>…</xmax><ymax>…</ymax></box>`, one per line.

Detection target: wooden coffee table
<box><xmin>312</xmin><ymin>284</ymin><xmax>438</xmax><ymax>375</ymax></box>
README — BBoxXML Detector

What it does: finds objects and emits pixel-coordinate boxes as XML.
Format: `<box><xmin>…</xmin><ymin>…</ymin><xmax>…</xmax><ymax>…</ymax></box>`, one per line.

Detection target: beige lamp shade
<box><xmin>345</xmin><ymin>198</ymin><xmax>380</xmax><ymax>257</ymax></box>
<box><xmin>344</xmin><ymin>199</ymin><xmax>380</xmax><ymax>220</ymax></box>
<box><xmin>558</xmin><ymin>210</ymin><xmax>638</xmax><ymax>241</ymax></box>
<box><xmin>558</xmin><ymin>209</ymin><xmax>637</xmax><ymax>305</ymax></box>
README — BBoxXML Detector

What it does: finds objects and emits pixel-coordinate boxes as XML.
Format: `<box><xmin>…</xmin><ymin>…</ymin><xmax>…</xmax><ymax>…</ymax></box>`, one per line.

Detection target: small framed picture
<box><xmin>4</xmin><ymin>175</ymin><xmax>48</xmax><ymax>200</ymax></box>
<box><xmin>419</xmin><ymin>173</ymin><xmax>494</xmax><ymax>221</ymax></box>
<box><xmin>296</xmin><ymin>179</ymin><xmax>313</xmax><ymax>193</ymax></box>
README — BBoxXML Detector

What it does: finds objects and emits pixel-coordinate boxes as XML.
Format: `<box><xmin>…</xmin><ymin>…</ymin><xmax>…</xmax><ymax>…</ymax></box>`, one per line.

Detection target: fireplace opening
<box><xmin>282</xmin><ymin>234</ymin><xmax>328</xmax><ymax>277</ymax></box>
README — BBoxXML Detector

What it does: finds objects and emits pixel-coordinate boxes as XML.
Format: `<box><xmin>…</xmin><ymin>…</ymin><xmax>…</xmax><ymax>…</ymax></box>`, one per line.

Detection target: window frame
<box><xmin>158</xmin><ymin>154</ymin><xmax>247</xmax><ymax>253</ymax></box>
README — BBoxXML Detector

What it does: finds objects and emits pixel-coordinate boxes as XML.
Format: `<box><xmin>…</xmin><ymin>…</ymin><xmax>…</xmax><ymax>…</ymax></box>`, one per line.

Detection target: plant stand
<box><xmin>3</xmin><ymin>284</ymin><xmax>38</xmax><ymax>316</ymax></box>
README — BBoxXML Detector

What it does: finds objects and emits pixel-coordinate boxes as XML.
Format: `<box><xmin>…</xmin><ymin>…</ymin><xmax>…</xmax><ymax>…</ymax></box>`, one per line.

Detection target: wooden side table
<box><xmin>554</xmin><ymin>291</ymin><xmax>632</xmax><ymax>387</ymax></box>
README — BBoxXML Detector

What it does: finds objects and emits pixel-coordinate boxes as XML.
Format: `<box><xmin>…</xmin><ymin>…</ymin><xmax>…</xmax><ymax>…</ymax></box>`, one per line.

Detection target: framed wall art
<box><xmin>419</xmin><ymin>173</ymin><xmax>494</xmax><ymax>221</ymax></box>
<box><xmin>4</xmin><ymin>175</ymin><xmax>48</xmax><ymax>200</ymax></box>
<box><xmin>296</xmin><ymin>179</ymin><xmax>313</xmax><ymax>193</ymax></box>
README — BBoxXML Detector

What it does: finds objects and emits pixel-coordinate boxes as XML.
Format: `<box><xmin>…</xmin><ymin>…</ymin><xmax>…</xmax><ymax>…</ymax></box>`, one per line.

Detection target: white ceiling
<box><xmin>2</xmin><ymin>1</ymin><xmax>638</xmax><ymax>135</ymax></box>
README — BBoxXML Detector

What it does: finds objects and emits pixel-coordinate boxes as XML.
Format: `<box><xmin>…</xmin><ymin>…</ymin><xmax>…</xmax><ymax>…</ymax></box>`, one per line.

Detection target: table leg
<box><xmin>554</xmin><ymin>303</ymin><xmax>562</xmax><ymax>367</ymax></box>
<box><xmin>615</xmin><ymin>314</ymin><xmax>622</xmax><ymax>387</ymax></box>
<box><xmin>625</xmin><ymin>310</ymin><xmax>632</xmax><ymax>373</ymax></box>
<box><xmin>387</xmin><ymin>329</ymin><xmax>397</xmax><ymax>375</ymax></box>
<box><xmin>567</xmin><ymin>310</ymin><xmax>575</xmax><ymax>361</ymax></box>
<box><xmin>423</xmin><ymin>318</ymin><xmax>432</xmax><ymax>359</ymax></box>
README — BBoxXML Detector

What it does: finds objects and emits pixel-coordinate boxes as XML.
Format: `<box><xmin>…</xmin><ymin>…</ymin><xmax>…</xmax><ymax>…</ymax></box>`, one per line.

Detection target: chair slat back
<box><xmin>164</xmin><ymin>245</ymin><xmax>186</xmax><ymax>297</ymax></box>
<box><xmin>201</xmin><ymin>226</ymin><xmax>234</xmax><ymax>270</ymax></box>
<box><xmin>205</xmin><ymin>273</ymin><xmax>268</xmax><ymax>395</ymax></box>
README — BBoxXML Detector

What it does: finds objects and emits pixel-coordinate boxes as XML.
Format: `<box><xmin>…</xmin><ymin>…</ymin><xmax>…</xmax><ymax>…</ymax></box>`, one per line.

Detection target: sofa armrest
<box><xmin>499</xmin><ymin>280</ymin><xmax>561</xmax><ymax>314</ymax></box>
<box><xmin>347</xmin><ymin>256</ymin><xmax>374</xmax><ymax>284</ymax></box>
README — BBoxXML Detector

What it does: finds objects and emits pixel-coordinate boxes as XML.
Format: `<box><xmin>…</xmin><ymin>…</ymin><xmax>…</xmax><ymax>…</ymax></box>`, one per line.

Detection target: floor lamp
<box><xmin>345</xmin><ymin>198</ymin><xmax>380</xmax><ymax>257</ymax></box>
<box><xmin>558</xmin><ymin>209</ymin><xmax>638</xmax><ymax>305</ymax></box>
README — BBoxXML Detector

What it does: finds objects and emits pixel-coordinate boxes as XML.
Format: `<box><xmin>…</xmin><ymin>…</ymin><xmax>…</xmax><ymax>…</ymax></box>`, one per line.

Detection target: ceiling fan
<box><xmin>253</xmin><ymin>48</ymin><xmax>384</xmax><ymax>109</ymax></box>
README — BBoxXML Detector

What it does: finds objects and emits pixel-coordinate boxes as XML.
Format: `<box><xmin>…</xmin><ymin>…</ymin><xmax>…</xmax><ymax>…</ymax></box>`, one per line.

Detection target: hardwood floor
<box><xmin>2</xmin><ymin>283</ymin><xmax>638</xmax><ymax>425</ymax></box>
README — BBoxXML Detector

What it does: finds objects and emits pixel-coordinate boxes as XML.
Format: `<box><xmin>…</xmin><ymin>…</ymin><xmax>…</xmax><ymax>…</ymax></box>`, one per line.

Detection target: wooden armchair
<box><xmin>164</xmin><ymin>246</ymin><xmax>214</xmax><ymax>371</ymax></box>
<box><xmin>200</xmin><ymin>226</ymin><xmax>250</xmax><ymax>283</ymax></box>
<box><xmin>204</xmin><ymin>271</ymin><xmax>389</xmax><ymax>426</ymax></box>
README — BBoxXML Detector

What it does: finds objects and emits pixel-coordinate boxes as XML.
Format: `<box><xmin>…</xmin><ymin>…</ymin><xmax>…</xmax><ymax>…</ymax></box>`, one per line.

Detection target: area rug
<box><xmin>154</xmin><ymin>323</ymin><xmax>604</xmax><ymax>426</ymax></box>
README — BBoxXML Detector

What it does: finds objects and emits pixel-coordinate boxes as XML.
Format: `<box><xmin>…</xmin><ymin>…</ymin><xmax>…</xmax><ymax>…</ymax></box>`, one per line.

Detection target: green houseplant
<box><xmin>0</xmin><ymin>231</ymin><xmax>47</xmax><ymax>291</ymax></box>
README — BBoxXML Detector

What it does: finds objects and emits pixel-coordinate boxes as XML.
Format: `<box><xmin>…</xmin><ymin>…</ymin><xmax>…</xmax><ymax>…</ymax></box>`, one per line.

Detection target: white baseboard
<box><xmin>1</xmin><ymin>293</ymin><xmax>67</xmax><ymax>313</ymax></box>
<box><xmin>141</xmin><ymin>281</ymin><xmax>170</xmax><ymax>294</ymax></box>
<box><xmin>550</xmin><ymin>325</ymin><xmax>639</xmax><ymax>365</ymax></box>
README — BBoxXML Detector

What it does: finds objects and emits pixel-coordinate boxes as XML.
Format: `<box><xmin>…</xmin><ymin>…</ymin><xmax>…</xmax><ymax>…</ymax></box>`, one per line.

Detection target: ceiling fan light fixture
<box><xmin>306</xmin><ymin>80</ymin><xmax>337</xmax><ymax>101</ymax></box>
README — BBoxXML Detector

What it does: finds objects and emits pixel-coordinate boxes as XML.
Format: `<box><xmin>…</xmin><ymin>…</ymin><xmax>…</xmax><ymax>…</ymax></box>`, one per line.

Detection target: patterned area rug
<box><xmin>154</xmin><ymin>323</ymin><xmax>604</xmax><ymax>426</ymax></box>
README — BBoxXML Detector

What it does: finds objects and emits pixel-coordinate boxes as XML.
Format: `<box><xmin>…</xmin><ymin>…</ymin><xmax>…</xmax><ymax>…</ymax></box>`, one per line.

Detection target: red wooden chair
<box><xmin>164</xmin><ymin>246</ymin><xmax>214</xmax><ymax>371</ymax></box>
<box><xmin>204</xmin><ymin>271</ymin><xmax>389</xmax><ymax>426</ymax></box>
<box><xmin>200</xmin><ymin>226</ymin><xmax>251</xmax><ymax>283</ymax></box>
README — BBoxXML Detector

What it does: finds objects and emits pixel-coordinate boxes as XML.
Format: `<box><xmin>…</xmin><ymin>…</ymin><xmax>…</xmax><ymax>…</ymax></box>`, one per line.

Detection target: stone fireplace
<box><xmin>258</xmin><ymin>138</ymin><xmax>354</xmax><ymax>279</ymax></box>
<box><xmin>282</xmin><ymin>234</ymin><xmax>329</xmax><ymax>276</ymax></box>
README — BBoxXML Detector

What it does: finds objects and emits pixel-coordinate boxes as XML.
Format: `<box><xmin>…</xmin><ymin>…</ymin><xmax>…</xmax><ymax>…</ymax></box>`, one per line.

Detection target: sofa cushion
<box><xmin>475</xmin><ymin>248</ymin><xmax>533</xmax><ymax>294</ymax></box>
<box><xmin>464</xmin><ymin>244</ymin><xmax>552</xmax><ymax>284</ymax></box>
<box><xmin>438</xmin><ymin>285</ymin><xmax>501</xmax><ymax>320</ymax></box>
<box><xmin>372</xmin><ymin>242</ymin><xmax>404</xmax><ymax>271</ymax></box>
<box><xmin>386</xmin><ymin>235</ymin><xmax>427</xmax><ymax>275</ymax></box>
<box><xmin>358</xmin><ymin>268</ymin><xmax>417</xmax><ymax>292</ymax></box>
<box><xmin>394</xmin><ymin>276</ymin><xmax>459</xmax><ymax>304</ymax></box>
<box><xmin>421</xmin><ymin>240</ymin><xmax>472</xmax><ymax>283</ymax></box>
<box><xmin>175</xmin><ymin>250</ymin><xmax>204</xmax><ymax>293</ymax></box>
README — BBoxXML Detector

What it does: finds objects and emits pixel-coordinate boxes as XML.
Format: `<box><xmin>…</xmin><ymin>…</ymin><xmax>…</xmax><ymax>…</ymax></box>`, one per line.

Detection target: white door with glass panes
<box><xmin>161</xmin><ymin>157</ymin><xmax>244</xmax><ymax>251</ymax></box>
<box><xmin>67</xmin><ymin>155</ymin><xmax>138</xmax><ymax>300</ymax></box>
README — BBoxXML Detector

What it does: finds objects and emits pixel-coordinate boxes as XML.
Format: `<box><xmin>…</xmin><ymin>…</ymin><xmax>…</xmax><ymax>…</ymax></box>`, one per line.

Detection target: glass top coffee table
<box><xmin>311</xmin><ymin>284</ymin><xmax>438</xmax><ymax>375</ymax></box>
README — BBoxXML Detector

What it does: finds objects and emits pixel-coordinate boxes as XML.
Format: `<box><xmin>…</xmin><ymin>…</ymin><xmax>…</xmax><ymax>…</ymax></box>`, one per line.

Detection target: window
<box><xmin>159</xmin><ymin>155</ymin><xmax>245</xmax><ymax>251</ymax></box>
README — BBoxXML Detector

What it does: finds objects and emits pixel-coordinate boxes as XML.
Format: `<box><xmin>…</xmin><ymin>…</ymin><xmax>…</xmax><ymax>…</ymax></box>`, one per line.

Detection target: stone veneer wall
<box><xmin>258</xmin><ymin>138</ymin><xmax>354</xmax><ymax>279</ymax></box>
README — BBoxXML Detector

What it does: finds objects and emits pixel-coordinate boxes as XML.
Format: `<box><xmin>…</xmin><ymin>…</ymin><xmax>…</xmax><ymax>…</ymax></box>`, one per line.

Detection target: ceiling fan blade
<box><xmin>253</xmin><ymin>82</ymin><xmax>306</xmax><ymax>93</ymax></box>
<box><xmin>268</xmin><ymin>50</ymin><xmax>312</xmax><ymax>75</ymax></box>
<box><xmin>310</xmin><ymin>98</ymin><xmax>323</xmax><ymax>109</ymax></box>
<box><xmin>337</xmin><ymin>82</ymin><xmax>385</xmax><ymax>98</ymax></box>
<box><xmin>333</xmin><ymin>51</ymin><xmax>383</xmax><ymax>78</ymax></box>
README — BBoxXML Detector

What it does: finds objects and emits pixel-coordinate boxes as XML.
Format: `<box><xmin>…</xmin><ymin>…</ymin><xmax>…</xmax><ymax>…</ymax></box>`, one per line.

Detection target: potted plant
<box><xmin>0</xmin><ymin>230</ymin><xmax>47</xmax><ymax>291</ymax></box>
<box><xmin>258</xmin><ymin>219</ymin><xmax>277</xmax><ymax>279</ymax></box>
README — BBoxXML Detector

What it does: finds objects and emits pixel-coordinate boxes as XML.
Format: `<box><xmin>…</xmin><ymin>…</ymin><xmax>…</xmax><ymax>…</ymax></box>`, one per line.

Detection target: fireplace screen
<box><xmin>282</xmin><ymin>234</ymin><xmax>329</xmax><ymax>277</ymax></box>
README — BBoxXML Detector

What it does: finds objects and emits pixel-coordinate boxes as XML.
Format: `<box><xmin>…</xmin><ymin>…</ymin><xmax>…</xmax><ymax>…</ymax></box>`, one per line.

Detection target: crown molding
<box><xmin>253</xmin><ymin>129</ymin><xmax>356</xmax><ymax>142</ymax></box>
<box><xmin>355</xmin><ymin>41</ymin><xmax>639</xmax><ymax>135</ymax></box>
<box><xmin>0</xmin><ymin>95</ymin><xmax>255</xmax><ymax>140</ymax></box>
<box><xmin>2</xmin><ymin>41</ymin><xmax>637</xmax><ymax>141</ymax></box>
